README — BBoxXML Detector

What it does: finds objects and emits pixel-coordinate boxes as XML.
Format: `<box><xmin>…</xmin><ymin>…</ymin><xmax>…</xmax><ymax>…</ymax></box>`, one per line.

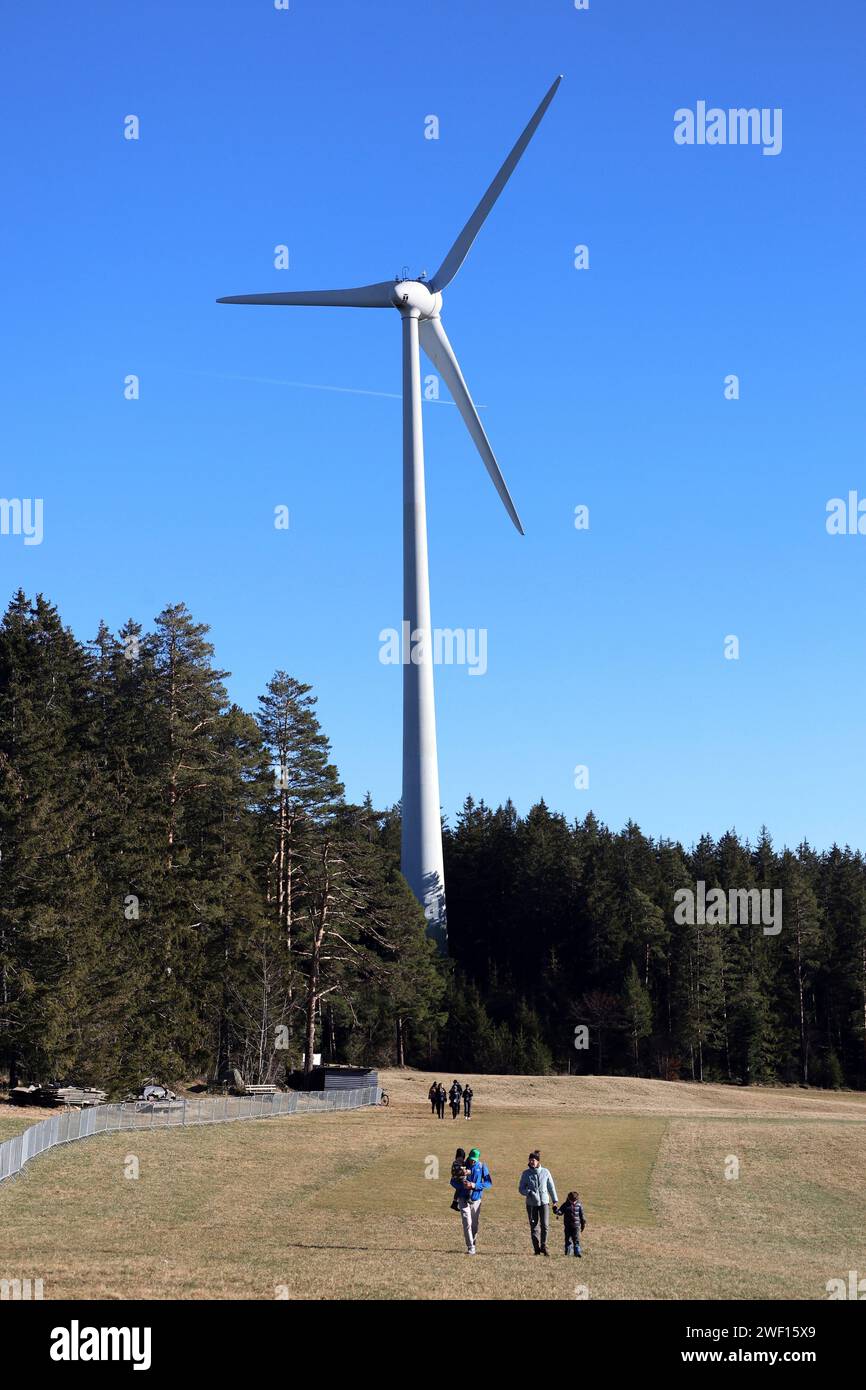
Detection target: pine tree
<box><xmin>291</xmin><ymin>807</ymin><xmax>436</xmax><ymax>1073</ymax></box>
<box><xmin>257</xmin><ymin>672</ymin><xmax>343</xmax><ymax>952</ymax></box>
<box><xmin>623</xmin><ymin>963</ymin><xmax>653</xmax><ymax>1075</ymax></box>
<box><xmin>0</xmin><ymin>593</ymin><xmax>101</xmax><ymax>1082</ymax></box>
<box><xmin>779</xmin><ymin>849</ymin><xmax>824</xmax><ymax>1084</ymax></box>
<box><xmin>575</xmin><ymin>990</ymin><xmax>622</xmax><ymax>1072</ymax></box>
<box><xmin>125</xmin><ymin>603</ymin><xmax>266</xmax><ymax>1083</ymax></box>
<box><xmin>246</xmin><ymin>672</ymin><xmax>345</xmax><ymax>1073</ymax></box>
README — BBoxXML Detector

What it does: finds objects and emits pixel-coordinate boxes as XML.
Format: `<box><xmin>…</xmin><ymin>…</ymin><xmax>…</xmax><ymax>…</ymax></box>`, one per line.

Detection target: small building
<box><xmin>287</xmin><ymin>1065</ymin><xmax>378</xmax><ymax>1093</ymax></box>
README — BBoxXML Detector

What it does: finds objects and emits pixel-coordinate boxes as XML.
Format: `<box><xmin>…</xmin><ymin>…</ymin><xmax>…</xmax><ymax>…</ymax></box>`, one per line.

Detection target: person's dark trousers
<box><xmin>463</xmin><ymin>1099</ymin><xmax>471</xmax><ymax>1117</ymax></box>
<box><xmin>451</xmin><ymin>1102</ymin><xmax>460</xmax><ymax>1118</ymax></box>
<box><xmin>527</xmin><ymin>1202</ymin><xmax>550</xmax><ymax>1253</ymax></box>
<box><xmin>437</xmin><ymin>1101</ymin><xmax>445</xmax><ymax>1118</ymax></box>
<box><xmin>565</xmin><ymin>1234</ymin><xmax>582</xmax><ymax>1257</ymax></box>
<box><xmin>430</xmin><ymin>1099</ymin><xmax>436</xmax><ymax>1114</ymax></box>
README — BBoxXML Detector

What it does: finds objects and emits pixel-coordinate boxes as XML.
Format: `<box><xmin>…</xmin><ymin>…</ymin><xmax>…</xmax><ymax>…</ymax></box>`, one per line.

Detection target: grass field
<box><xmin>0</xmin><ymin>1106</ymin><xmax>56</xmax><ymax>1141</ymax></box>
<box><xmin>1</xmin><ymin>1073</ymin><xmax>864</xmax><ymax>1300</ymax></box>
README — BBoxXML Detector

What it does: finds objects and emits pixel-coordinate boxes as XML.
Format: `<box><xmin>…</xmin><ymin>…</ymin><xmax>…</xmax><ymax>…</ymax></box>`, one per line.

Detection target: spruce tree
<box><xmin>623</xmin><ymin>963</ymin><xmax>653</xmax><ymax>1075</ymax></box>
<box><xmin>0</xmin><ymin>593</ymin><xmax>100</xmax><ymax>1082</ymax></box>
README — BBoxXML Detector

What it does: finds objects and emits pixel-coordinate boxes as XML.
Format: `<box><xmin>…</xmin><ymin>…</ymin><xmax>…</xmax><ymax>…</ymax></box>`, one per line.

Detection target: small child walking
<box><xmin>556</xmin><ymin>1190</ymin><xmax>586</xmax><ymax>1257</ymax></box>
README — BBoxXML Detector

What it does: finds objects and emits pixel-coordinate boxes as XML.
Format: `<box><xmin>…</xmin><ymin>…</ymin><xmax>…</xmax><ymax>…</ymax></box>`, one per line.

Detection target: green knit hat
<box><xmin>468</xmin><ymin>1148</ymin><xmax>480</xmax><ymax>1160</ymax></box>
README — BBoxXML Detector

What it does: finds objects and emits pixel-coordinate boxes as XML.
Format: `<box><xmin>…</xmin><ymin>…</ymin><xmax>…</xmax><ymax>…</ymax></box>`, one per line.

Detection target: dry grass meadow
<box><xmin>1</xmin><ymin>1071</ymin><xmax>865</xmax><ymax>1300</ymax></box>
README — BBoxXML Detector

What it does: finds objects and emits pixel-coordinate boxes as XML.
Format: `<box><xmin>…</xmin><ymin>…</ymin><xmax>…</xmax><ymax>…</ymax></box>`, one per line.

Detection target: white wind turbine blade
<box><xmin>419</xmin><ymin>316</ymin><xmax>524</xmax><ymax>535</ymax></box>
<box><xmin>217</xmin><ymin>282</ymin><xmax>395</xmax><ymax>308</ymax></box>
<box><xmin>428</xmin><ymin>76</ymin><xmax>562</xmax><ymax>294</ymax></box>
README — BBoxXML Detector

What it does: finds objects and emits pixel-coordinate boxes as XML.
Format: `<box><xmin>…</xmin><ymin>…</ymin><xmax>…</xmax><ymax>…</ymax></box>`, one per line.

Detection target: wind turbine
<box><xmin>218</xmin><ymin>76</ymin><xmax>562</xmax><ymax>950</ymax></box>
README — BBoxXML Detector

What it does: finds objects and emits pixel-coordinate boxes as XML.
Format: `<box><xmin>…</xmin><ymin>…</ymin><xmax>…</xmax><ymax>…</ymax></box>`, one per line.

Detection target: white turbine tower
<box><xmin>219</xmin><ymin>76</ymin><xmax>562</xmax><ymax>950</ymax></box>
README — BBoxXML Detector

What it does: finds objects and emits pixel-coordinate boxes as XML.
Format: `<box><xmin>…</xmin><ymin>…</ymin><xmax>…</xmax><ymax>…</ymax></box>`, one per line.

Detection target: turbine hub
<box><xmin>390</xmin><ymin>280</ymin><xmax>441</xmax><ymax>318</ymax></box>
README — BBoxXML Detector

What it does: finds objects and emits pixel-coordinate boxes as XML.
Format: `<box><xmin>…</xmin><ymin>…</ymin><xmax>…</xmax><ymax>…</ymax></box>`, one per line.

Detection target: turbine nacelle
<box><xmin>390</xmin><ymin>280</ymin><xmax>442</xmax><ymax>318</ymax></box>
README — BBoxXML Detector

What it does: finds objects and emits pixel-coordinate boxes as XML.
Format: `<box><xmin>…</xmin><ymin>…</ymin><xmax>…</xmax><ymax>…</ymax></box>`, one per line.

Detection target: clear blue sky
<box><xmin>3</xmin><ymin>0</ymin><xmax>865</xmax><ymax>852</ymax></box>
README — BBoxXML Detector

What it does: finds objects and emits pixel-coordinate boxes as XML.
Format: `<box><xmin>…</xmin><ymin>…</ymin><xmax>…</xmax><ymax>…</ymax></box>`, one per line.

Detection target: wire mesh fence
<box><xmin>0</xmin><ymin>1085</ymin><xmax>381</xmax><ymax>1185</ymax></box>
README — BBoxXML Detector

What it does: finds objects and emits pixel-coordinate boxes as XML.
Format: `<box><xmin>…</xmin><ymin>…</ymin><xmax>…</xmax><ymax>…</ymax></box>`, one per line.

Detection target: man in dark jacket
<box><xmin>462</xmin><ymin>1084</ymin><xmax>473</xmax><ymax>1118</ymax></box>
<box><xmin>436</xmin><ymin>1083</ymin><xmax>447</xmax><ymax>1119</ymax></box>
<box><xmin>449</xmin><ymin>1080</ymin><xmax>463</xmax><ymax>1119</ymax></box>
<box><xmin>428</xmin><ymin>1082</ymin><xmax>439</xmax><ymax>1114</ymax></box>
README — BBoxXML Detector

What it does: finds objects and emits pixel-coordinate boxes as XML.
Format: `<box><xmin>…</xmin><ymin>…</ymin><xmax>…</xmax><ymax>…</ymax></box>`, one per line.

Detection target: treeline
<box><xmin>2</xmin><ymin>592</ymin><xmax>864</xmax><ymax>1092</ymax></box>
<box><xmin>443</xmin><ymin>800</ymin><xmax>866</xmax><ymax>1089</ymax></box>
<box><xmin>0</xmin><ymin>592</ymin><xmax>443</xmax><ymax>1092</ymax></box>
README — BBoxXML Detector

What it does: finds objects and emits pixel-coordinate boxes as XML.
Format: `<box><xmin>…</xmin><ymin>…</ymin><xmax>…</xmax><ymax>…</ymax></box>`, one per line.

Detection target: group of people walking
<box><xmin>424</xmin><ymin>1081</ymin><xmax>587</xmax><ymax>1258</ymax></box>
<box><xmin>428</xmin><ymin>1079</ymin><xmax>473</xmax><ymax>1119</ymax></box>
<box><xmin>447</xmin><ymin>1144</ymin><xmax>587</xmax><ymax>1259</ymax></box>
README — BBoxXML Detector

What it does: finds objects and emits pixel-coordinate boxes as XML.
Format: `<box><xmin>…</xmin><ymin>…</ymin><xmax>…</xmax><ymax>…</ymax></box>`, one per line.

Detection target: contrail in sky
<box><xmin>151</xmin><ymin>366</ymin><xmax>484</xmax><ymax>406</ymax></box>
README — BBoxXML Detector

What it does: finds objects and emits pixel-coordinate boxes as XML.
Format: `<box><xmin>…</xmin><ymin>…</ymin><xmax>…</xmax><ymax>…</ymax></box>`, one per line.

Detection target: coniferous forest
<box><xmin>1</xmin><ymin>592</ymin><xmax>865</xmax><ymax>1093</ymax></box>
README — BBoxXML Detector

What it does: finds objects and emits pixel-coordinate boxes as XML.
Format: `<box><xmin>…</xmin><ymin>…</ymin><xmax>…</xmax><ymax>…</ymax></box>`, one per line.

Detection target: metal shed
<box><xmin>287</xmin><ymin>1066</ymin><xmax>378</xmax><ymax>1093</ymax></box>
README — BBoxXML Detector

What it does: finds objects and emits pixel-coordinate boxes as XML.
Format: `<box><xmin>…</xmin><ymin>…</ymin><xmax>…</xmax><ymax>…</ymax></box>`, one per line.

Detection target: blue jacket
<box><xmin>450</xmin><ymin>1158</ymin><xmax>492</xmax><ymax>1203</ymax></box>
